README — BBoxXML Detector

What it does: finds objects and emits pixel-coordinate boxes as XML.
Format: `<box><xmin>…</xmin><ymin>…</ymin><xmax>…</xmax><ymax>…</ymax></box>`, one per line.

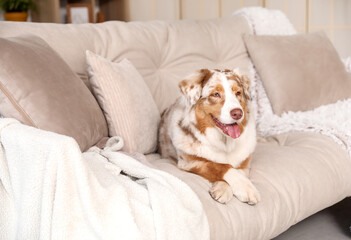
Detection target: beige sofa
<box><xmin>0</xmin><ymin>8</ymin><xmax>350</xmax><ymax>240</ymax></box>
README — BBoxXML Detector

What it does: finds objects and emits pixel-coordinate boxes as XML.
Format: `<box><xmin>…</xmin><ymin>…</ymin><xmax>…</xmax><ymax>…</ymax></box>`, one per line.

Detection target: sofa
<box><xmin>0</xmin><ymin>7</ymin><xmax>350</xmax><ymax>240</ymax></box>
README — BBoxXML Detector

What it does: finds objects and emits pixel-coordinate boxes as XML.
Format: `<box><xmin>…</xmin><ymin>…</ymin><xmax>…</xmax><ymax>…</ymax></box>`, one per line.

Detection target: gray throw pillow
<box><xmin>0</xmin><ymin>35</ymin><xmax>108</xmax><ymax>151</ymax></box>
<box><xmin>244</xmin><ymin>31</ymin><xmax>351</xmax><ymax>115</ymax></box>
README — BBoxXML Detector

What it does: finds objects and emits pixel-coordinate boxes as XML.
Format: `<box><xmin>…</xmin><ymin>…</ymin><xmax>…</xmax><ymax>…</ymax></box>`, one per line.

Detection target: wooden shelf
<box><xmin>32</xmin><ymin>0</ymin><xmax>60</xmax><ymax>23</ymax></box>
<box><xmin>31</xmin><ymin>0</ymin><xmax>127</xmax><ymax>23</ymax></box>
<box><xmin>99</xmin><ymin>0</ymin><xmax>127</xmax><ymax>21</ymax></box>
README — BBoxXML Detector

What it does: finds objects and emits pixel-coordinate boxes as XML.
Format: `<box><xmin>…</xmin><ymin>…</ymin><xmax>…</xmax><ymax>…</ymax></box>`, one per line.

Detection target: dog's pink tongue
<box><xmin>227</xmin><ymin>124</ymin><xmax>241</xmax><ymax>139</ymax></box>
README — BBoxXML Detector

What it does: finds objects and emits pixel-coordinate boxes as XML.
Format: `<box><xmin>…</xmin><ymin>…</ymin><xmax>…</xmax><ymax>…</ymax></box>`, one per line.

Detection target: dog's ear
<box><xmin>232</xmin><ymin>69</ymin><xmax>251</xmax><ymax>100</ymax></box>
<box><xmin>179</xmin><ymin>69</ymin><xmax>212</xmax><ymax>105</ymax></box>
<box><xmin>240</xmin><ymin>74</ymin><xmax>251</xmax><ymax>100</ymax></box>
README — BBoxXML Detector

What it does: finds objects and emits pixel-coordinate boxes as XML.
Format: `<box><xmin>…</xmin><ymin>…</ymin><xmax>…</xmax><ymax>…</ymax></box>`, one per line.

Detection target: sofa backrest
<box><xmin>0</xmin><ymin>16</ymin><xmax>251</xmax><ymax>113</ymax></box>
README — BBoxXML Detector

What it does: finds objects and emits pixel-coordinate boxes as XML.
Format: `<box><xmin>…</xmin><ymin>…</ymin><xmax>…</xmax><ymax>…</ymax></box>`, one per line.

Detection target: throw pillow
<box><xmin>0</xmin><ymin>35</ymin><xmax>108</xmax><ymax>151</ymax></box>
<box><xmin>244</xmin><ymin>31</ymin><xmax>351</xmax><ymax>115</ymax></box>
<box><xmin>86</xmin><ymin>51</ymin><xmax>160</xmax><ymax>154</ymax></box>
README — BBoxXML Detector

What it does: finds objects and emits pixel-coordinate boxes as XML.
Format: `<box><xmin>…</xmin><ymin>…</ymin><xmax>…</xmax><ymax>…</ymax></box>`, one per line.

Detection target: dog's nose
<box><xmin>230</xmin><ymin>108</ymin><xmax>243</xmax><ymax>120</ymax></box>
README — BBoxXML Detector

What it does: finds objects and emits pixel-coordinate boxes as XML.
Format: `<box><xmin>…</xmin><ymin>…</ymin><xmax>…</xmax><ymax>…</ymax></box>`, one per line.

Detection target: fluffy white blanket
<box><xmin>0</xmin><ymin>118</ymin><xmax>209</xmax><ymax>240</ymax></box>
<box><xmin>234</xmin><ymin>7</ymin><xmax>351</xmax><ymax>158</ymax></box>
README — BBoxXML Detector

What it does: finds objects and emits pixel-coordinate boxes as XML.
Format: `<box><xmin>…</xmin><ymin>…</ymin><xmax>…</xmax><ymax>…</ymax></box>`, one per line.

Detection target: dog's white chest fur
<box><xmin>201</xmin><ymin>114</ymin><xmax>256</xmax><ymax>166</ymax></box>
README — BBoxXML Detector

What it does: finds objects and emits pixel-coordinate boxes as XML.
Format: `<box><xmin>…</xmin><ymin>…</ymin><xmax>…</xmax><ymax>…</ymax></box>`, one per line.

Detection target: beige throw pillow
<box><xmin>244</xmin><ymin>31</ymin><xmax>351</xmax><ymax>115</ymax></box>
<box><xmin>86</xmin><ymin>51</ymin><xmax>160</xmax><ymax>154</ymax></box>
<box><xmin>0</xmin><ymin>35</ymin><xmax>108</xmax><ymax>151</ymax></box>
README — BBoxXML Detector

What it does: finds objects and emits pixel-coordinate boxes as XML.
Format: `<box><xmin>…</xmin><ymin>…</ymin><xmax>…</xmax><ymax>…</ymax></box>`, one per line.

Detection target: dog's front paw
<box><xmin>232</xmin><ymin>182</ymin><xmax>261</xmax><ymax>205</ymax></box>
<box><xmin>210</xmin><ymin>181</ymin><xmax>233</xmax><ymax>204</ymax></box>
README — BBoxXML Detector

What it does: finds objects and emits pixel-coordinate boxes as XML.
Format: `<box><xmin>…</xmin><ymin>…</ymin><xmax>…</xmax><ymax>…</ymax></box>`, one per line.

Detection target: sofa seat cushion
<box><xmin>146</xmin><ymin>132</ymin><xmax>351</xmax><ymax>240</ymax></box>
<box><xmin>0</xmin><ymin>16</ymin><xmax>251</xmax><ymax>113</ymax></box>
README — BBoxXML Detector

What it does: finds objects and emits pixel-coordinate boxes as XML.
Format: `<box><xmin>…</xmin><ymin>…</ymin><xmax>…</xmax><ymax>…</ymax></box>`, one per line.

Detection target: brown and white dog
<box><xmin>158</xmin><ymin>69</ymin><xmax>260</xmax><ymax>204</ymax></box>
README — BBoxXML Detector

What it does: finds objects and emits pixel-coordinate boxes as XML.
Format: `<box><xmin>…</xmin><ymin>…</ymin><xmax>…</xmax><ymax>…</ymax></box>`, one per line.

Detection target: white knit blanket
<box><xmin>234</xmin><ymin>7</ymin><xmax>351</xmax><ymax>158</ymax></box>
<box><xmin>0</xmin><ymin>118</ymin><xmax>209</xmax><ymax>240</ymax></box>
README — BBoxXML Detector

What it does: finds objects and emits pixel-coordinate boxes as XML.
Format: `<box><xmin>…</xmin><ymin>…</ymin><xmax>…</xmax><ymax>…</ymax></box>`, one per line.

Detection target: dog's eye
<box><xmin>236</xmin><ymin>91</ymin><xmax>241</xmax><ymax>96</ymax></box>
<box><xmin>212</xmin><ymin>92</ymin><xmax>221</xmax><ymax>98</ymax></box>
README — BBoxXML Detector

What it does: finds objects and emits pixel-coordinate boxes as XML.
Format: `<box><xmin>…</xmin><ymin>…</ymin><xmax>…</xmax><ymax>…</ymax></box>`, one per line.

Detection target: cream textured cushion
<box><xmin>86</xmin><ymin>51</ymin><xmax>160</xmax><ymax>154</ymax></box>
<box><xmin>0</xmin><ymin>16</ymin><xmax>251</xmax><ymax>113</ymax></box>
<box><xmin>0</xmin><ymin>35</ymin><xmax>108</xmax><ymax>151</ymax></box>
<box><xmin>244</xmin><ymin>31</ymin><xmax>351</xmax><ymax>115</ymax></box>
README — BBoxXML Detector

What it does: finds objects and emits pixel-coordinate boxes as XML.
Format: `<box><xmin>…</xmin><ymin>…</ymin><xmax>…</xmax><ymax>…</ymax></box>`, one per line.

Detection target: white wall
<box><xmin>125</xmin><ymin>0</ymin><xmax>351</xmax><ymax>58</ymax></box>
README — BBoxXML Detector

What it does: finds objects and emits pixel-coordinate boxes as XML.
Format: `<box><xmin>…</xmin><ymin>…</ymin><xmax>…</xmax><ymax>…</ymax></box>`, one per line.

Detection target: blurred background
<box><xmin>0</xmin><ymin>0</ymin><xmax>350</xmax><ymax>58</ymax></box>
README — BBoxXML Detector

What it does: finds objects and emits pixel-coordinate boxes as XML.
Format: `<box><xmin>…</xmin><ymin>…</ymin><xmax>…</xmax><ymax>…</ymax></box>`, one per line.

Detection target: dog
<box><xmin>158</xmin><ymin>69</ymin><xmax>260</xmax><ymax>204</ymax></box>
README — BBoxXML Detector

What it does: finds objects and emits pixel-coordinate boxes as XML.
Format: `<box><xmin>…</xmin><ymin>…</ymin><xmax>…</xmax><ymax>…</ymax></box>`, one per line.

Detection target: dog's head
<box><xmin>179</xmin><ymin>69</ymin><xmax>251</xmax><ymax>139</ymax></box>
